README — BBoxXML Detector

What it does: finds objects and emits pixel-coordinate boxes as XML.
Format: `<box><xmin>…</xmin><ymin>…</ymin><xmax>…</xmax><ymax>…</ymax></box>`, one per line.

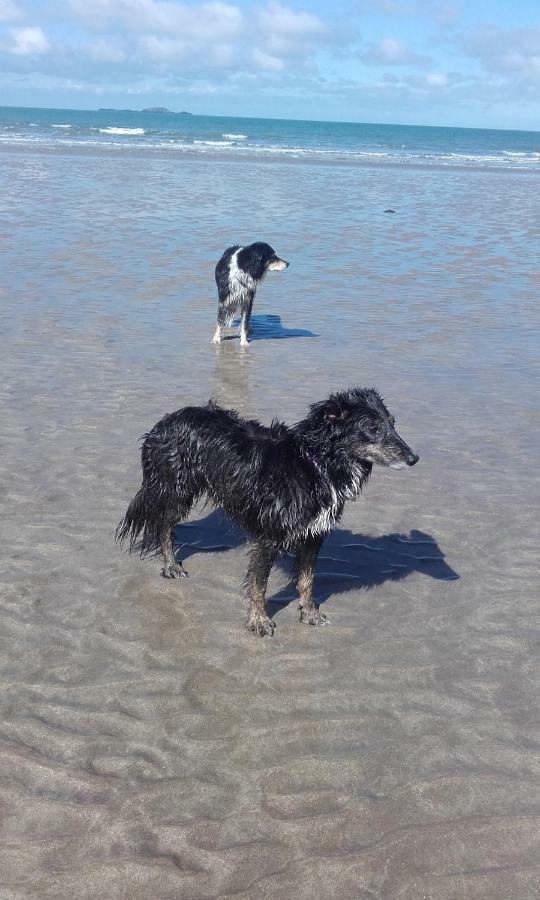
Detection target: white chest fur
<box><xmin>305</xmin><ymin>484</ymin><xmax>340</xmax><ymax>538</ymax></box>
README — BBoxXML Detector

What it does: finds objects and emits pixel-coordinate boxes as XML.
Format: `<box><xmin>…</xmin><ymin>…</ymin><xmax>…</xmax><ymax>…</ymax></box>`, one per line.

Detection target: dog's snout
<box><xmin>393</xmin><ymin>434</ymin><xmax>419</xmax><ymax>468</ymax></box>
<box><xmin>268</xmin><ymin>258</ymin><xmax>289</xmax><ymax>271</ymax></box>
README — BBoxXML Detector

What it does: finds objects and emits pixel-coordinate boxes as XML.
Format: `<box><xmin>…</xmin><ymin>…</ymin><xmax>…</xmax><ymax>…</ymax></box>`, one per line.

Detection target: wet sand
<box><xmin>1</xmin><ymin>147</ymin><xmax>539</xmax><ymax>898</ymax></box>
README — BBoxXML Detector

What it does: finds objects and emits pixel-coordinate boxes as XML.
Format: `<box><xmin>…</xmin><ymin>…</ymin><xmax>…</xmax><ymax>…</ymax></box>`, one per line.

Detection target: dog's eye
<box><xmin>363</xmin><ymin>425</ymin><xmax>379</xmax><ymax>440</ymax></box>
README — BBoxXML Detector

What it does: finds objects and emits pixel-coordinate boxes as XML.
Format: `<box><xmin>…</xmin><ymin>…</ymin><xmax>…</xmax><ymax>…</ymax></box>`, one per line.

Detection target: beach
<box><xmin>1</xmin><ymin>143</ymin><xmax>539</xmax><ymax>898</ymax></box>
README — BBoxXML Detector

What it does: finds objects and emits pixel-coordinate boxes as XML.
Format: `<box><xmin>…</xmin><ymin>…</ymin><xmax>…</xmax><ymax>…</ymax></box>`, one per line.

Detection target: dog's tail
<box><xmin>115</xmin><ymin>485</ymin><xmax>164</xmax><ymax>557</ymax></box>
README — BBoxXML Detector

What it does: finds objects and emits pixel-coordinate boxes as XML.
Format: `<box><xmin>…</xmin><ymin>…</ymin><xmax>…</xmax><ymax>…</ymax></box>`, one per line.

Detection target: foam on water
<box><xmin>98</xmin><ymin>126</ymin><xmax>146</xmax><ymax>135</ymax></box>
<box><xmin>193</xmin><ymin>139</ymin><xmax>234</xmax><ymax>146</ymax></box>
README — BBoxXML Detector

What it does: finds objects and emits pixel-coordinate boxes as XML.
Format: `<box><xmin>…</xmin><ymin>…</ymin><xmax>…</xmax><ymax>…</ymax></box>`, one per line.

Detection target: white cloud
<box><xmin>8</xmin><ymin>25</ymin><xmax>49</xmax><ymax>54</ymax></box>
<box><xmin>58</xmin><ymin>0</ymin><xmax>331</xmax><ymax>76</ymax></box>
<box><xmin>251</xmin><ymin>47</ymin><xmax>284</xmax><ymax>71</ymax></box>
<box><xmin>368</xmin><ymin>0</ymin><xmax>460</xmax><ymax>25</ymax></box>
<box><xmin>259</xmin><ymin>1</ymin><xmax>325</xmax><ymax>39</ymax></box>
<box><xmin>462</xmin><ymin>25</ymin><xmax>540</xmax><ymax>83</ymax></box>
<box><xmin>425</xmin><ymin>72</ymin><xmax>448</xmax><ymax>87</ymax></box>
<box><xmin>362</xmin><ymin>37</ymin><xmax>431</xmax><ymax>67</ymax></box>
<box><xmin>139</xmin><ymin>35</ymin><xmax>188</xmax><ymax>61</ymax></box>
<box><xmin>69</xmin><ymin>0</ymin><xmax>244</xmax><ymax>40</ymax></box>
<box><xmin>84</xmin><ymin>37</ymin><xmax>127</xmax><ymax>62</ymax></box>
<box><xmin>0</xmin><ymin>0</ymin><xmax>21</xmax><ymax>23</ymax></box>
<box><xmin>258</xmin><ymin>1</ymin><xmax>326</xmax><ymax>61</ymax></box>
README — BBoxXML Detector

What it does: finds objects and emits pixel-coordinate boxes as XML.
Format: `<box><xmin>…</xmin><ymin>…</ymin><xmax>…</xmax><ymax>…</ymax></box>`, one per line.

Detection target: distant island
<box><xmin>98</xmin><ymin>107</ymin><xmax>193</xmax><ymax>115</ymax></box>
<box><xmin>142</xmin><ymin>108</ymin><xmax>193</xmax><ymax>115</ymax></box>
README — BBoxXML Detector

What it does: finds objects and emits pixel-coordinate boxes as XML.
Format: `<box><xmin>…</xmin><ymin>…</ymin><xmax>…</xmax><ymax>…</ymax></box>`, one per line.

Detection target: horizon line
<box><xmin>1</xmin><ymin>103</ymin><xmax>539</xmax><ymax>136</ymax></box>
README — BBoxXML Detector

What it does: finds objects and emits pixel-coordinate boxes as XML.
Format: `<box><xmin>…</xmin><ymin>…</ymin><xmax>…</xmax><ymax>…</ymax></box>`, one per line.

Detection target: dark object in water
<box><xmin>384</xmin><ymin>209</ymin><xmax>396</xmax><ymax>214</ymax></box>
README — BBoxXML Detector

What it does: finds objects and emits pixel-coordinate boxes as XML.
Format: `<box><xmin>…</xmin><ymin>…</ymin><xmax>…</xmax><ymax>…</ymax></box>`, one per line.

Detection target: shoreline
<box><xmin>2</xmin><ymin>140</ymin><xmax>540</xmax><ymax>175</ymax></box>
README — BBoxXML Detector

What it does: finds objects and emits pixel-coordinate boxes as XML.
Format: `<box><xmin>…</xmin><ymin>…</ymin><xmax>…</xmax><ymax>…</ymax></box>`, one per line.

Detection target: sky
<box><xmin>0</xmin><ymin>0</ymin><xmax>539</xmax><ymax>130</ymax></box>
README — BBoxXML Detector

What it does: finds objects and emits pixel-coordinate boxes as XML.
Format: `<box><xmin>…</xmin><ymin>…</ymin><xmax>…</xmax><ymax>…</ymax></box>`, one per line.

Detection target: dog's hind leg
<box><xmin>239</xmin><ymin>292</ymin><xmax>254</xmax><ymax>346</ymax></box>
<box><xmin>160</xmin><ymin>496</ymin><xmax>195</xmax><ymax>579</ymax></box>
<box><xmin>161</xmin><ymin>522</ymin><xmax>188</xmax><ymax>579</ymax></box>
<box><xmin>212</xmin><ymin>291</ymin><xmax>232</xmax><ymax>344</ymax></box>
<box><xmin>297</xmin><ymin>536</ymin><xmax>327</xmax><ymax>626</ymax></box>
<box><xmin>245</xmin><ymin>541</ymin><xmax>278</xmax><ymax>636</ymax></box>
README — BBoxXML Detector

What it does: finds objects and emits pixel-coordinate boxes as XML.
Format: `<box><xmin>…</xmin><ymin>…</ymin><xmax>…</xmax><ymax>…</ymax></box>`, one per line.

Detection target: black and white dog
<box><xmin>116</xmin><ymin>388</ymin><xmax>419</xmax><ymax>636</ymax></box>
<box><xmin>211</xmin><ymin>242</ymin><xmax>288</xmax><ymax>346</ymax></box>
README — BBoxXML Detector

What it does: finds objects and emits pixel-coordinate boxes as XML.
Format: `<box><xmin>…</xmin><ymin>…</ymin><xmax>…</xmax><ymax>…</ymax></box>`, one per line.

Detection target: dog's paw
<box><xmin>300</xmin><ymin>607</ymin><xmax>328</xmax><ymax>626</ymax></box>
<box><xmin>240</xmin><ymin>339</ymin><xmax>250</xmax><ymax>348</ymax></box>
<box><xmin>211</xmin><ymin>335</ymin><xmax>222</xmax><ymax>344</ymax></box>
<box><xmin>246</xmin><ymin>613</ymin><xmax>276</xmax><ymax>637</ymax></box>
<box><xmin>162</xmin><ymin>562</ymin><xmax>188</xmax><ymax>579</ymax></box>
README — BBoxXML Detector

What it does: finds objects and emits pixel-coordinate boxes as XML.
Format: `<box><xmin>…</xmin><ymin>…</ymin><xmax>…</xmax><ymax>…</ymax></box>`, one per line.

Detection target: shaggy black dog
<box><xmin>116</xmin><ymin>388</ymin><xmax>419</xmax><ymax>636</ymax></box>
<box><xmin>211</xmin><ymin>242</ymin><xmax>288</xmax><ymax>346</ymax></box>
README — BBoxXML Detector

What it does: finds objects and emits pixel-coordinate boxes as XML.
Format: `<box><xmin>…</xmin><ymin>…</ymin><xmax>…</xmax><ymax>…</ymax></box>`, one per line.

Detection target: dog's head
<box><xmin>313</xmin><ymin>387</ymin><xmax>419</xmax><ymax>469</ymax></box>
<box><xmin>238</xmin><ymin>242</ymin><xmax>289</xmax><ymax>280</ymax></box>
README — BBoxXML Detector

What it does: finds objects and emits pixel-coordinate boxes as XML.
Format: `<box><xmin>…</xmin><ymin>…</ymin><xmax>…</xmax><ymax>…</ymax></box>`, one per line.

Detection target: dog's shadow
<box><xmin>227</xmin><ymin>314</ymin><xmax>317</xmax><ymax>341</ymax></box>
<box><xmin>173</xmin><ymin>509</ymin><xmax>245</xmax><ymax>560</ymax></box>
<box><xmin>267</xmin><ymin>526</ymin><xmax>458</xmax><ymax>616</ymax></box>
<box><xmin>173</xmin><ymin>513</ymin><xmax>458</xmax><ymax>614</ymax></box>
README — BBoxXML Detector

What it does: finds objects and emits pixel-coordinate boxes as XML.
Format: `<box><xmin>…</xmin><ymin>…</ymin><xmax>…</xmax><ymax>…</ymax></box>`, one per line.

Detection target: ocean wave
<box><xmin>503</xmin><ymin>150</ymin><xmax>540</xmax><ymax>158</ymax></box>
<box><xmin>193</xmin><ymin>139</ymin><xmax>234</xmax><ymax>146</ymax></box>
<box><xmin>436</xmin><ymin>152</ymin><xmax>502</xmax><ymax>162</ymax></box>
<box><xmin>51</xmin><ymin>124</ymin><xmax>72</xmax><ymax>129</ymax></box>
<box><xmin>98</xmin><ymin>127</ymin><xmax>146</xmax><ymax>135</ymax></box>
<box><xmin>2</xmin><ymin>129</ymin><xmax>540</xmax><ymax>171</ymax></box>
<box><xmin>222</xmin><ymin>133</ymin><xmax>247</xmax><ymax>140</ymax></box>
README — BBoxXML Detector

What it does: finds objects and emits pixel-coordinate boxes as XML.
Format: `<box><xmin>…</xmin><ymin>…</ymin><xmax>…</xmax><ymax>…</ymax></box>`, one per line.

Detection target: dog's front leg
<box><xmin>245</xmin><ymin>541</ymin><xmax>278</xmax><ymax>636</ymax></box>
<box><xmin>297</xmin><ymin>536</ymin><xmax>327</xmax><ymax>626</ymax></box>
<box><xmin>246</xmin><ymin>293</ymin><xmax>255</xmax><ymax>336</ymax></box>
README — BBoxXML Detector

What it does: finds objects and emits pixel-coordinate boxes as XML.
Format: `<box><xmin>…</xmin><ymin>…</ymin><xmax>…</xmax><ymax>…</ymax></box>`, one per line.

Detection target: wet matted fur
<box><xmin>116</xmin><ymin>388</ymin><xmax>419</xmax><ymax>636</ymax></box>
<box><xmin>211</xmin><ymin>241</ymin><xmax>288</xmax><ymax>347</ymax></box>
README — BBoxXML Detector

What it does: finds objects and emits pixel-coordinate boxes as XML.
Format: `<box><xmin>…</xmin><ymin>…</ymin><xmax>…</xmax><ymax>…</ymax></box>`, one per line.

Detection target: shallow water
<box><xmin>1</xmin><ymin>147</ymin><xmax>539</xmax><ymax>898</ymax></box>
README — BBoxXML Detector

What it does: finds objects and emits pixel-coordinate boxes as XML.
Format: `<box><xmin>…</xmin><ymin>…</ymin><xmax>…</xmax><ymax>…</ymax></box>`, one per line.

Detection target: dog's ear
<box><xmin>310</xmin><ymin>395</ymin><xmax>351</xmax><ymax>425</ymax></box>
<box><xmin>324</xmin><ymin>402</ymin><xmax>349</xmax><ymax>423</ymax></box>
<box><xmin>237</xmin><ymin>244</ymin><xmax>266</xmax><ymax>280</ymax></box>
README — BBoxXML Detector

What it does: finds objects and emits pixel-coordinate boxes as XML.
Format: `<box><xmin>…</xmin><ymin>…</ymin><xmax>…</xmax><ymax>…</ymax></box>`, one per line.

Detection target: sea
<box><xmin>1</xmin><ymin>104</ymin><xmax>540</xmax><ymax>170</ymax></box>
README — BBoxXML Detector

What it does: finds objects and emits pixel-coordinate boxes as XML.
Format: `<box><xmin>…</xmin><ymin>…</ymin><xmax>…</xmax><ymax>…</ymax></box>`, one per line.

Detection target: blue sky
<box><xmin>0</xmin><ymin>0</ymin><xmax>539</xmax><ymax>129</ymax></box>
